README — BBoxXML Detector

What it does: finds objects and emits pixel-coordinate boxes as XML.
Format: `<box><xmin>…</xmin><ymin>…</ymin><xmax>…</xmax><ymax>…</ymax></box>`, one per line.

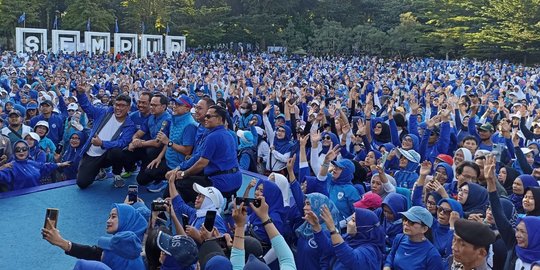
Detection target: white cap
<box><xmin>192</xmin><ymin>183</ymin><xmax>224</xmax><ymax>210</ymax></box>
<box><xmin>67</xmin><ymin>103</ymin><xmax>79</xmax><ymax>111</ymax></box>
<box><xmin>522</xmin><ymin>148</ymin><xmax>534</xmax><ymax>155</ymax></box>
<box><xmin>22</xmin><ymin>132</ymin><xmax>40</xmax><ymax>142</ymax></box>
<box><xmin>35</xmin><ymin>120</ymin><xmax>49</xmax><ymax>130</ymax></box>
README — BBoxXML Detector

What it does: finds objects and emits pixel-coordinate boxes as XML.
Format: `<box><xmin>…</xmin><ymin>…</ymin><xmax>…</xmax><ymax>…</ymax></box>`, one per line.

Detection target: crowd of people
<box><xmin>0</xmin><ymin>50</ymin><xmax>538</xmax><ymax>269</ymax></box>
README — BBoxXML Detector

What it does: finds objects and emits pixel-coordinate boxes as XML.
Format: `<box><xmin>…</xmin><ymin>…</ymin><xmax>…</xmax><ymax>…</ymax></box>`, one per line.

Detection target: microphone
<box><xmin>156</xmin><ymin>121</ymin><xmax>168</xmax><ymax>142</ymax></box>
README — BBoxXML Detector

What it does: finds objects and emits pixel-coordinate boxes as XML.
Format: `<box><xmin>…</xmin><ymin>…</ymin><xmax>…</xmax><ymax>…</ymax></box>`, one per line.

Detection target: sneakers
<box><xmin>113</xmin><ymin>175</ymin><xmax>125</xmax><ymax>188</ymax></box>
<box><xmin>121</xmin><ymin>171</ymin><xmax>133</xmax><ymax>178</ymax></box>
<box><xmin>147</xmin><ymin>180</ymin><xmax>168</xmax><ymax>193</ymax></box>
<box><xmin>95</xmin><ymin>168</ymin><xmax>107</xmax><ymax>181</ymax></box>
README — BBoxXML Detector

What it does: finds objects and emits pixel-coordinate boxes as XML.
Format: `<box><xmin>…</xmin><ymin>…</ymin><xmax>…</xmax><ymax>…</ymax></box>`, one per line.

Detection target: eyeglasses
<box><xmin>402</xmin><ymin>217</ymin><xmax>423</xmax><ymax>226</ymax></box>
<box><xmin>437</xmin><ymin>206</ymin><xmax>452</xmax><ymax>215</ymax></box>
<box><xmin>204</xmin><ymin>114</ymin><xmax>218</xmax><ymax>119</ymax></box>
<box><xmin>15</xmin><ymin>146</ymin><xmax>28</xmax><ymax>153</ymax></box>
<box><xmin>70</xmin><ymin>137</ymin><xmax>80</xmax><ymax>141</ymax></box>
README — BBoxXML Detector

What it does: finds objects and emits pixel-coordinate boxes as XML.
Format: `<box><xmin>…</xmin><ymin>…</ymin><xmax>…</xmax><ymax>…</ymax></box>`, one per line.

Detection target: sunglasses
<box><xmin>323</xmin><ymin>136</ymin><xmax>331</xmax><ymax>140</ymax></box>
<box><xmin>402</xmin><ymin>216</ymin><xmax>424</xmax><ymax>226</ymax></box>
<box><xmin>437</xmin><ymin>206</ymin><xmax>452</xmax><ymax>215</ymax></box>
<box><xmin>15</xmin><ymin>146</ymin><xmax>29</xmax><ymax>153</ymax></box>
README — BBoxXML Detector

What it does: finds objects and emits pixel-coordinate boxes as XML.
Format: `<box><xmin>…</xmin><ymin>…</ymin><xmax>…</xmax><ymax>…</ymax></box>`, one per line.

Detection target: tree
<box><xmin>0</xmin><ymin>0</ymin><xmax>44</xmax><ymax>47</ymax></box>
<box><xmin>62</xmin><ymin>0</ymin><xmax>115</xmax><ymax>32</ymax></box>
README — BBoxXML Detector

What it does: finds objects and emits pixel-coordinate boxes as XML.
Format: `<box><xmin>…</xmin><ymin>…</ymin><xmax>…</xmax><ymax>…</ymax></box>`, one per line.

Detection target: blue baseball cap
<box><xmin>171</xmin><ymin>94</ymin><xmax>194</xmax><ymax>108</ymax></box>
<box><xmin>400</xmin><ymin>206</ymin><xmax>434</xmax><ymax>228</ymax></box>
<box><xmin>157</xmin><ymin>231</ymin><xmax>198</xmax><ymax>267</ymax></box>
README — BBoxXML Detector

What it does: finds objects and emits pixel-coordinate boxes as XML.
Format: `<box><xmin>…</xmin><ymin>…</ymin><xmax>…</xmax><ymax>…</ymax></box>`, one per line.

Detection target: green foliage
<box><xmin>0</xmin><ymin>0</ymin><xmax>539</xmax><ymax>62</ymax></box>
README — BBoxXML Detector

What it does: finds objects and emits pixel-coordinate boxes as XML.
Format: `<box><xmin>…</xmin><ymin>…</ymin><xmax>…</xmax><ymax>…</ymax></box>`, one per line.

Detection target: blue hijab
<box><xmin>516</xmin><ymin>216</ymin><xmax>540</xmax><ymax>263</ymax></box>
<box><xmin>273</xmin><ymin>125</ymin><xmax>294</xmax><ymax>154</ymax></box>
<box><xmin>320</xmin><ymin>131</ymin><xmax>339</xmax><ymax>155</ymax></box>
<box><xmin>248</xmin><ymin>180</ymin><xmax>286</xmax><ymax>241</ymax></box>
<box><xmin>331</xmin><ymin>159</ymin><xmax>355</xmax><ymax>185</ymax></box>
<box><xmin>460</xmin><ymin>182</ymin><xmax>489</xmax><ymax>215</ymax></box>
<box><xmin>393</xmin><ymin>156</ymin><xmax>419</xmax><ymax>189</ymax></box>
<box><xmin>402</xmin><ymin>134</ymin><xmax>420</xmax><ymax>152</ymax></box>
<box><xmin>296</xmin><ymin>193</ymin><xmax>342</xmax><ymax>238</ymax></box>
<box><xmin>62</xmin><ymin>131</ymin><xmax>88</xmax><ymax>179</ymax></box>
<box><xmin>101</xmin><ymin>204</ymin><xmax>147</xmax><ymax>270</ymax></box>
<box><xmin>345</xmin><ymin>208</ymin><xmax>385</xmax><ymax>252</ymax></box>
<box><xmin>510</xmin><ymin>175</ymin><xmax>539</xmax><ymax>214</ymax></box>
<box><xmin>433</xmin><ymin>198</ymin><xmax>463</xmax><ymax>260</ymax></box>
<box><xmin>382</xmin><ymin>193</ymin><xmax>408</xmax><ymax>247</ymax></box>
<box><xmin>435</xmin><ymin>163</ymin><xmax>454</xmax><ymax>184</ymax></box>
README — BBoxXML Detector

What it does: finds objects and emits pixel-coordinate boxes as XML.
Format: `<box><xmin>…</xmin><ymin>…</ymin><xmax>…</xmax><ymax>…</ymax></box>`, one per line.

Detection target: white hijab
<box><xmin>269</xmin><ymin>173</ymin><xmax>293</xmax><ymax>207</ymax></box>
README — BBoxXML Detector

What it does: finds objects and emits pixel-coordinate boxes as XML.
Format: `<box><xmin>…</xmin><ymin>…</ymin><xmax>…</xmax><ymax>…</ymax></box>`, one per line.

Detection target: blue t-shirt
<box><xmin>129</xmin><ymin>111</ymin><xmax>150</xmax><ymax>140</ymax></box>
<box><xmin>201</xmin><ymin>125</ymin><xmax>242</xmax><ymax>192</ymax></box>
<box><xmin>385</xmin><ymin>234</ymin><xmax>444</xmax><ymax>270</ymax></box>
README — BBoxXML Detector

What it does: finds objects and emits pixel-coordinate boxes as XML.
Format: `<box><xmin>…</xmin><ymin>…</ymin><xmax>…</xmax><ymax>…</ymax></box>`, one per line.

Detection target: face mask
<box><xmin>240</xmin><ymin>108</ymin><xmax>248</xmax><ymax>114</ymax></box>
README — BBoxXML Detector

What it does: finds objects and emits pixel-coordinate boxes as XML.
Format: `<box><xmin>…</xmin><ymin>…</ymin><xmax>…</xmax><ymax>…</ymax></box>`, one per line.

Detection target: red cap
<box><xmin>436</xmin><ymin>154</ymin><xmax>453</xmax><ymax>166</ymax></box>
<box><xmin>353</xmin><ymin>193</ymin><xmax>382</xmax><ymax>210</ymax></box>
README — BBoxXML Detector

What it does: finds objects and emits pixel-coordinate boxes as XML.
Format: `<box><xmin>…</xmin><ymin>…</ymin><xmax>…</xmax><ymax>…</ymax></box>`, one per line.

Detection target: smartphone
<box><xmin>204</xmin><ymin>210</ymin><xmax>217</xmax><ymax>231</ymax></box>
<box><xmin>182</xmin><ymin>214</ymin><xmax>189</xmax><ymax>230</ymax></box>
<box><xmin>44</xmin><ymin>208</ymin><xmax>59</xmax><ymax>229</ymax></box>
<box><xmin>211</xmin><ymin>236</ymin><xmax>229</xmax><ymax>249</ymax></box>
<box><xmin>235</xmin><ymin>197</ymin><xmax>261</xmax><ymax>208</ymax></box>
<box><xmin>55</xmin><ymin>144</ymin><xmax>64</xmax><ymax>154</ymax></box>
<box><xmin>492</xmin><ymin>144</ymin><xmax>503</xmax><ymax>162</ymax></box>
<box><xmin>128</xmin><ymin>185</ymin><xmax>138</xmax><ymax>203</ymax></box>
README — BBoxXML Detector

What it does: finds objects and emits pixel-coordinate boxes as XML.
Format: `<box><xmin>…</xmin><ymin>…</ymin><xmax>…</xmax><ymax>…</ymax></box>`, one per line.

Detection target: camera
<box><xmin>151</xmin><ymin>199</ymin><xmax>168</xmax><ymax>212</ymax></box>
<box><xmin>235</xmin><ymin>197</ymin><xmax>261</xmax><ymax>208</ymax></box>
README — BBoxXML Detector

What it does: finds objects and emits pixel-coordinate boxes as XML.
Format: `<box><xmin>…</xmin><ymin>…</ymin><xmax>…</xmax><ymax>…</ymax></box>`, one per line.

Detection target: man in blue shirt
<box><xmin>123</xmin><ymin>94</ymin><xmax>171</xmax><ymax>192</ymax></box>
<box><xmin>29</xmin><ymin>99</ymin><xmax>66</xmax><ymax>146</ymax></box>
<box><xmin>120</xmin><ymin>91</ymin><xmax>152</xmax><ymax>178</ymax></box>
<box><xmin>168</xmin><ymin>104</ymin><xmax>242</xmax><ymax>202</ymax></box>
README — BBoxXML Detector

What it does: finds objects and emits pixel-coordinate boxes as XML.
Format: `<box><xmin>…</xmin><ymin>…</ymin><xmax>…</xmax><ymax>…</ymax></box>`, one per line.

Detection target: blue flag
<box><xmin>53</xmin><ymin>15</ymin><xmax>58</xmax><ymax>30</ymax></box>
<box><xmin>141</xmin><ymin>22</ymin><xmax>145</xmax><ymax>34</ymax></box>
<box><xmin>86</xmin><ymin>18</ymin><xmax>91</xmax><ymax>31</ymax></box>
<box><xmin>115</xmin><ymin>18</ymin><xmax>119</xmax><ymax>33</ymax></box>
<box><xmin>18</xmin><ymin>12</ymin><xmax>26</xmax><ymax>24</ymax></box>
<box><xmin>166</xmin><ymin>23</ymin><xmax>170</xmax><ymax>35</ymax></box>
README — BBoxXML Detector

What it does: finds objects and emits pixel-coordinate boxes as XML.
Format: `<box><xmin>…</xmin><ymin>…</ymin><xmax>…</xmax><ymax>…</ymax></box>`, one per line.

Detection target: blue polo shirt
<box><xmin>201</xmin><ymin>125</ymin><xmax>242</xmax><ymax>193</ymax></box>
<box><xmin>129</xmin><ymin>111</ymin><xmax>150</xmax><ymax>140</ymax></box>
<box><xmin>141</xmin><ymin>111</ymin><xmax>171</xmax><ymax>139</ymax></box>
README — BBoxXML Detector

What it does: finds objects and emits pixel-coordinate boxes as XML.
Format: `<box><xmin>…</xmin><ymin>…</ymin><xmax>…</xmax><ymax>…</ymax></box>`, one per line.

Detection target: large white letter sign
<box><xmin>52</xmin><ymin>30</ymin><xmax>81</xmax><ymax>53</ymax></box>
<box><xmin>165</xmin><ymin>36</ymin><xmax>186</xmax><ymax>56</ymax></box>
<box><xmin>141</xmin><ymin>35</ymin><xmax>163</xmax><ymax>58</ymax></box>
<box><xmin>15</xmin><ymin>28</ymin><xmax>47</xmax><ymax>53</ymax></box>
<box><xmin>84</xmin><ymin>32</ymin><xmax>110</xmax><ymax>55</ymax></box>
<box><xmin>114</xmin><ymin>33</ymin><xmax>138</xmax><ymax>56</ymax></box>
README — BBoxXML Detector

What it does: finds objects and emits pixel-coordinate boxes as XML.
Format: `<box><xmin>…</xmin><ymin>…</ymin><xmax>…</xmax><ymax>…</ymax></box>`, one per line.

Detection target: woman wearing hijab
<box><xmin>267</xmin><ymin>125</ymin><xmax>294</xmax><ymax>173</ymax></box>
<box><xmin>498</xmin><ymin>166</ymin><xmax>520</xmax><ymax>195</ymax></box>
<box><xmin>523</xmin><ymin>187</ymin><xmax>540</xmax><ymax>216</ymax></box>
<box><xmin>42</xmin><ymin>203</ymin><xmax>148</xmax><ymax>270</ymax></box>
<box><xmin>60</xmin><ymin>131</ymin><xmax>88</xmax><ymax>180</ymax></box>
<box><xmin>167</xmin><ymin>180</ymin><xmax>227</xmax><ymax>244</ymax></box>
<box><xmin>432</xmin><ymin>198</ymin><xmax>463</xmax><ymax>268</ymax></box>
<box><xmin>311</xmin><ymin>131</ymin><xmax>340</xmax><ymax>166</ymax></box>
<box><xmin>458</xmin><ymin>182</ymin><xmax>490</xmax><ymax>217</ymax></box>
<box><xmin>295</xmin><ymin>193</ymin><xmax>342</xmax><ymax>270</ymax></box>
<box><xmin>393</xmin><ymin>148</ymin><xmax>421</xmax><ymax>189</ymax></box>
<box><xmin>509</xmin><ymin>174</ymin><xmax>539</xmax><ymax>214</ymax></box>
<box><xmin>379</xmin><ymin>192</ymin><xmax>409</xmax><ymax>253</ymax></box>
<box><xmin>486</xmin><ymin>156</ymin><xmax>540</xmax><ymax>269</ymax></box>
<box><xmin>23</xmin><ymin>132</ymin><xmax>45</xmax><ymax>162</ymax></box>
<box><xmin>317</xmin><ymin>156</ymin><xmax>361</xmax><ymax>218</ymax></box>
<box><xmin>368</xmin><ymin>120</ymin><xmax>392</xmax><ymax>149</ymax></box>
<box><xmin>309</xmin><ymin>207</ymin><xmax>385</xmax><ymax>270</ymax></box>
<box><xmin>246</xmin><ymin>179</ymin><xmax>286</xmax><ymax>247</ymax></box>
<box><xmin>237</xmin><ymin>129</ymin><xmax>257</xmax><ymax>173</ymax></box>
<box><xmin>452</xmin><ymin>147</ymin><xmax>473</xmax><ymax>172</ymax></box>
<box><xmin>0</xmin><ymin>140</ymin><xmax>70</xmax><ymax>190</ymax></box>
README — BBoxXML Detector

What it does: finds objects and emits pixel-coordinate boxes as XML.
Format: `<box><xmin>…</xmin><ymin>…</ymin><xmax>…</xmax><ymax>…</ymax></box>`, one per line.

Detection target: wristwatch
<box><xmin>167</xmin><ymin>141</ymin><xmax>174</xmax><ymax>147</ymax></box>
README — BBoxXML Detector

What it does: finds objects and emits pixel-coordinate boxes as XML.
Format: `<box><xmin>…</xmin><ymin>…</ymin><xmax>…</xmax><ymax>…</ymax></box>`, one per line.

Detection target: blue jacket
<box><xmin>171</xmin><ymin>194</ymin><xmax>227</xmax><ymax>234</ymax></box>
<box><xmin>77</xmin><ymin>93</ymin><xmax>136</xmax><ymax>157</ymax></box>
<box><xmin>29</xmin><ymin>99</ymin><xmax>67</xmax><ymax>145</ymax></box>
<box><xmin>165</xmin><ymin>113</ymin><xmax>197</xmax><ymax>169</ymax></box>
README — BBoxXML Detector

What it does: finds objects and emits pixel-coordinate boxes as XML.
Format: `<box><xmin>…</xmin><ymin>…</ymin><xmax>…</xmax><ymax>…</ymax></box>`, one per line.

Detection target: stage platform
<box><xmin>0</xmin><ymin>170</ymin><xmax>262</xmax><ymax>269</ymax></box>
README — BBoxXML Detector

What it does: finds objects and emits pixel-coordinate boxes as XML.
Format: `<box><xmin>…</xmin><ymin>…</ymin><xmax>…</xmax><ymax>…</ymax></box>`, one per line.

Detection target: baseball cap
<box><xmin>400</xmin><ymin>206</ymin><xmax>434</xmax><ymax>228</ymax></box>
<box><xmin>192</xmin><ymin>183</ymin><xmax>224</xmax><ymax>210</ymax></box>
<box><xmin>236</xmin><ymin>129</ymin><xmax>254</xmax><ymax>144</ymax></box>
<box><xmin>67</xmin><ymin>103</ymin><xmax>79</xmax><ymax>111</ymax></box>
<box><xmin>26</xmin><ymin>102</ymin><xmax>38</xmax><ymax>110</ymax></box>
<box><xmin>331</xmin><ymin>159</ymin><xmax>355</xmax><ymax>172</ymax></box>
<box><xmin>478</xmin><ymin>123</ymin><xmax>494</xmax><ymax>132</ymax></box>
<box><xmin>97</xmin><ymin>231</ymin><xmax>142</xmax><ymax>259</ymax></box>
<box><xmin>172</xmin><ymin>94</ymin><xmax>194</xmax><ymax>108</ymax></box>
<box><xmin>397</xmin><ymin>148</ymin><xmax>421</xmax><ymax>163</ymax></box>
<box><xmin>35</xmin><ymin>120</ymin><xmax>49</xmax><ymax>130</ymax></box>
<box><xmin>521</xmin><ymin>148</ymin><xmax>534</xmax><ymax>155</ymax></box>
<box><xmin>353</xmin><ymin>193</ymin><xmax>382</xmax><ymax>209</ymax></box>
<box><xmin>157</xmin><ymin>231</ymin><xmax>198</xmax><ymax>267</ymax></box>
<box><xmin>435</xmin><ymin>154</ymin><xmax>453</xmax><ymax>166</ymax></box>
<box><xmin>40</xmin><ymin>100</ymin><xmax>54</xmax><ymax>107</ymax></box>
<box><xmin>8</xmin><ymin>110</ymin><xmax>21</xmax><ymax>117</ymax></box>
<box><xmin>22</xmin><ymin>132</ymin><xmax>40</xmax><ymax>142</ymax></box>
